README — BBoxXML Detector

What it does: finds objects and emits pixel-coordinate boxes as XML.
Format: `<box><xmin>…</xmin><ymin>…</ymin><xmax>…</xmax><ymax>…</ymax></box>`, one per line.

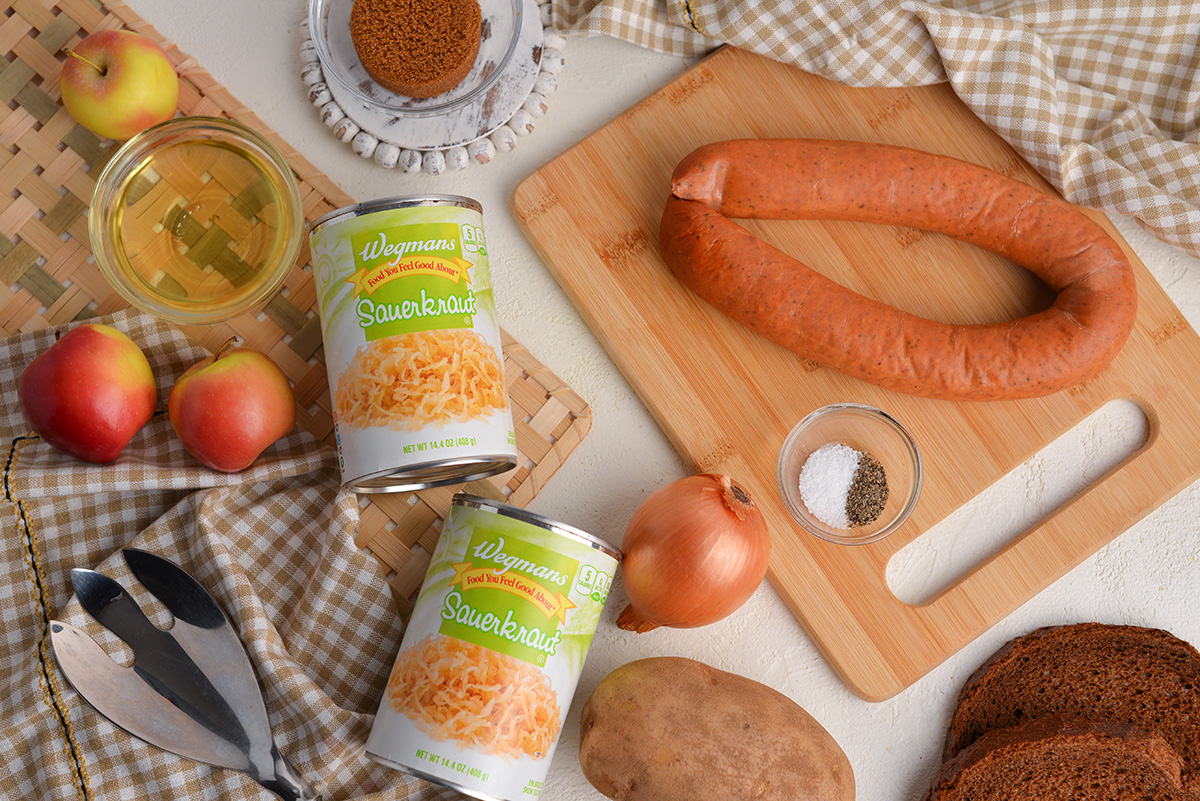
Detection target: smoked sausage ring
<box><xmin>659</xmin><ymin>139</ymin><xmax>1137</xmax><ymax>402</ymax></box>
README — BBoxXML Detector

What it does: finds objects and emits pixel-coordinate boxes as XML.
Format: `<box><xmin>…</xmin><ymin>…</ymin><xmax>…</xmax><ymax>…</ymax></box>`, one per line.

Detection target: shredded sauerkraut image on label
<box><xmin>334</xmin><ymin>328</ymin><xmax>508</xmax><ymax>430</ymax></box>
<box><xmin>386</xmin><ymin>634</ymin><xmax>562</xmax><ymax>761</ymax></box>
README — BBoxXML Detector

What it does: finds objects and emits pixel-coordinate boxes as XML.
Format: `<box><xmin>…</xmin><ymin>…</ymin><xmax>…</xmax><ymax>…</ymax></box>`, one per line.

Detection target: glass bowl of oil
<box><xmin>89</xmin><ymin>116</ymin><xmax>303</xmax><ymax>325</ymax></box>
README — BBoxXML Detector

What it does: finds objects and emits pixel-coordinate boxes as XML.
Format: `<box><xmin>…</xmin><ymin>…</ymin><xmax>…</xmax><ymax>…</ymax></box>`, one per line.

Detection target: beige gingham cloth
<box><xmin>2</xmin><ymin>311</ymin><xmax>459</xmax><ymax>801</ymax></box>
<box><xmin>551</xmin><ymin>0</ymin><xmax>1200</xmax><ymax>259</ymax></box>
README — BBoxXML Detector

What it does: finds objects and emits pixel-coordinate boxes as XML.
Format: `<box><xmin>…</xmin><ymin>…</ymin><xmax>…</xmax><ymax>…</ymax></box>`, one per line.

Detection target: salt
<box><xmin>798</xmin><ymin>443</ymin><xmax>861</xmax><ymax>529</ymax></box>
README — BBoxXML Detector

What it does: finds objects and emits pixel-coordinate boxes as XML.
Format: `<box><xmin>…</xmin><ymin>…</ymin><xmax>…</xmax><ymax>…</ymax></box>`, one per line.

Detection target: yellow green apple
<box><xmin>168</xmin><ymin>345</ymin><xmax>297</xmax><ymax>473</ymax></box>
<box><xmin>60</xmin><ymin>30</ymin><xmax>179</xmax><ymax>141</ymax></box>
<box><xmin>18</xmin><ymin>323</ymin><xmax>157</xmax><ymax>463</ymax></box>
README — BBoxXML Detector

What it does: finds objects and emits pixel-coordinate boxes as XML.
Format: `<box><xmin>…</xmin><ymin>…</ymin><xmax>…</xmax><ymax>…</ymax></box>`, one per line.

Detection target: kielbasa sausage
<box><xmin>659</xmin><ymin>139</ymin><xmax>1137</xmax><ymax>402</ymax></box>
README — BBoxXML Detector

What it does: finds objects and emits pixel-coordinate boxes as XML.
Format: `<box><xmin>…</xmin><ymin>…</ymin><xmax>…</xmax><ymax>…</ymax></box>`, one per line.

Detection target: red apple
<box><xmin>18</xmin><ymin>323</ymin><xmax>157</xmax><ymax>463</ymax></box>
<box><xmin>60</xmin><ymin>30</ymin><xmax>179</xmax><ymax>141</ymax></box>
<box><xmin>168</xmin><ymin>345</ymin><xmax>296</xmax><ymax>473</ymax></box>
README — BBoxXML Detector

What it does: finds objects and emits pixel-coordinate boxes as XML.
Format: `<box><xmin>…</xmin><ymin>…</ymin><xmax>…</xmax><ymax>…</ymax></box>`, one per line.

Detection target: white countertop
<box><xmin>134</xmin><ymin>2</ymin><xmax>1200</xmax><ymax>799</ymax></box>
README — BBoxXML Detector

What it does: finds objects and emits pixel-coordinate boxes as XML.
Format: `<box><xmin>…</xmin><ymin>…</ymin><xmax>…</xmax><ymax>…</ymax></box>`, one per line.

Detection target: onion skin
<box><xmin>617</xmin><ymin>473</ymin><xmax>770</xmax><ymax>632</ymax></box>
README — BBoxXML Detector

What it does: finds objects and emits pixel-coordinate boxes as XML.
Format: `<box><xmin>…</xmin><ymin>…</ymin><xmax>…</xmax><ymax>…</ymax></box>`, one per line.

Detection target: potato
<box><xmin>579</xmin><ymin>657</ymin><xmax>854</xmax><ymax>801</ymax></box>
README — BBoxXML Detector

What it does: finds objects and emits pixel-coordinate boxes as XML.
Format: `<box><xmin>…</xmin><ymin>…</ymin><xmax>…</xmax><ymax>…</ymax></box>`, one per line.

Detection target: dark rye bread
<box><xmin>944</xmin><ymin>623</ymin><xmax>1200</xmax><ymax>792</ymax></box>
<box><xmin>924</xmin><ymin>715</ymin><xmax>1195</xmax><ymax>801</ymax></box>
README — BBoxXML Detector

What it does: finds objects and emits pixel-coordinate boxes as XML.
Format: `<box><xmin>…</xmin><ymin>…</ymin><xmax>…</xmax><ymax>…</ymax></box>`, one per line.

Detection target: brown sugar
<box><xmin>350</xmin><ymin>0</ymin><xmax>483</xmax><ymax>99</ymax></box>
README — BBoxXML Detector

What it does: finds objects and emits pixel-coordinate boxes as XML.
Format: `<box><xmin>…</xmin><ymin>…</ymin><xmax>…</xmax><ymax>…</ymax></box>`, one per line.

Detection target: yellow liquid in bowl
<box><xmin>105</xmin><ymin>138</ymin><xmax>297</xmax><ymax>318</ymax></box>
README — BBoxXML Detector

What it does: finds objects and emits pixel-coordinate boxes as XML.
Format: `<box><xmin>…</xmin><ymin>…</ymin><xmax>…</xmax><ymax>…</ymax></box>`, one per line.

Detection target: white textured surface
<box><xmin>133</xmin><ymin>2</ymin><xmax>1200</xmax><ymax>799</ymax></box>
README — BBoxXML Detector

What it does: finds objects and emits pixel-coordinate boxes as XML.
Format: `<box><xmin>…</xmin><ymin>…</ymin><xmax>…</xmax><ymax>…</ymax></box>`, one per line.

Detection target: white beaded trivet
<box><xmin>300</xmin><ymin>0</ymin><xmax>562</xmax><ymax>174</ymax></box>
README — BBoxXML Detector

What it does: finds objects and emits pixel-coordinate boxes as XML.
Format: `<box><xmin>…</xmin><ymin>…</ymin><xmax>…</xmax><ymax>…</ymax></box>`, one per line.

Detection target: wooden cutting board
<box><xmin>511</xmin><ymin>45</ymin><xmax>1200</xmax><ymax>701</ymax></box>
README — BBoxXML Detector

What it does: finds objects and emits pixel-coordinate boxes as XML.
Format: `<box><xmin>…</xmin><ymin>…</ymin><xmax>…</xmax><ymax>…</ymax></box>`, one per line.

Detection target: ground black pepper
<box><xmin>845</xmin><ymin>453</ymin><xmax>888</xmax><ymax>527</ymax></box>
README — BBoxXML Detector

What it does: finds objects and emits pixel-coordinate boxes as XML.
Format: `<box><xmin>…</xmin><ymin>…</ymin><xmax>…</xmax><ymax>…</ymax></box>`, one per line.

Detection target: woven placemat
<box><xmin>0</xmin><ymin>0</ymin><xmax>591</xmax><ymax>616</ymax></box>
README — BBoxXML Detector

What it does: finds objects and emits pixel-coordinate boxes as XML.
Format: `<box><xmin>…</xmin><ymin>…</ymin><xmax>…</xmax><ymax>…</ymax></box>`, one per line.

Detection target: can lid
<box><xmin>310</xmin><ymin>194</ymin><xmax>482</xmax><ymax>233</ymax></box>
<box><xmin>348</xmin><ymin>456</ymin><xmax>517</xmax><ymax>494</ymax></box>
<box><xmin>453</xmin><ymin>493</ymin><xmax>622</xmax><ymax>561</ymax></box>
<box><xmin>364</xmin><ymin>755</ymin><xmax>507</xmax><ymax>801</ymax></box>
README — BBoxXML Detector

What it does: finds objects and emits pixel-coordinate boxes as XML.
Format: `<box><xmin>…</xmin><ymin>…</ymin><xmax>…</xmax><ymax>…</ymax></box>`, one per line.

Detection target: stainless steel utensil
<box><xmin>50</xmin><ymin>548</ymin><xmax>319</xmax><ymax>800</ymax></box>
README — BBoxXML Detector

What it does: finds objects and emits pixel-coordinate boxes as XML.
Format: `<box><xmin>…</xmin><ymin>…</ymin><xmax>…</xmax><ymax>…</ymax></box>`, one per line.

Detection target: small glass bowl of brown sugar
<box><xmin>308</xmin><ymin>0</ymin><xmax>524</xmax><ymax>117</ymax></box>
<box><xmin>777</xmin><ymin>403</ymin><xmax>922</xmax><ymax>546</ymax></box>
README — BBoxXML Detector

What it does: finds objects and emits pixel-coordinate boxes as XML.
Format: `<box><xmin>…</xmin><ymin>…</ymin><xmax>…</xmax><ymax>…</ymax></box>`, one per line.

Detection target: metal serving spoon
<box><xmin>49</xmin><ymin>548</ymin><xmax>319</xmax><ymax>800</ymax></box>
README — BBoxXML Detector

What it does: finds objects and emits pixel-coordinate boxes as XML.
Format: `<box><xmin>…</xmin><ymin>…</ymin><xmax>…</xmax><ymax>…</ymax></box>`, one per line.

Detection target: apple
<box><xmin>18</xmin><ymin>323</ymin><xmax>157</xmax><ymax>463</ymax></box>
<box><xmin>168</xmin><ymin>344</ymin><xmax>296</xmax><ymax>473</ymax></box>
<box><xmin>60</xmin><ymin>29</ymin><xmax>179</xmax><ymax>141</ymax></box>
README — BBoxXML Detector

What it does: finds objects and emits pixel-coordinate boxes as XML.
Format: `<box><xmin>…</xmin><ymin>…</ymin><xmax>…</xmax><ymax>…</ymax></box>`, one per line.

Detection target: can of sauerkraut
<box><xmin>308</xmin><ymin>196</ymin><xmax>518</xmax><ymax>492</ymax></box>
<box><xmin>365</xmin><ymin>494</ymin><xmax>621</xmax><ymax>801</ymax></box>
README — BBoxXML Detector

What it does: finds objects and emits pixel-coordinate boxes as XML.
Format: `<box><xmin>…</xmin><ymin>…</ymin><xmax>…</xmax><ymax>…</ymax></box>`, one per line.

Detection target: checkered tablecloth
<box><xmin>551</xmin><ymin>0</ymin><xmax>1200</xmax><ymax>259</ymax></box>
<box><xmin>1</xmin><ymin>311</ymin><xmax>459</xmax><ymax>800</ymax></box>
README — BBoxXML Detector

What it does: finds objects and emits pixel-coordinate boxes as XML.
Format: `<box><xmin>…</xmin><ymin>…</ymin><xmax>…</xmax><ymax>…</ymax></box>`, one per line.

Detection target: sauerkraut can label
<box><xmin>309</xmin><ymin>196</ymin><xmax>518</xmax><ymax>492</ymax></box>
<box><xmin>366</xmin><ymin>494</ymin><xmax>621</xmax><ymax>801</ymax></box>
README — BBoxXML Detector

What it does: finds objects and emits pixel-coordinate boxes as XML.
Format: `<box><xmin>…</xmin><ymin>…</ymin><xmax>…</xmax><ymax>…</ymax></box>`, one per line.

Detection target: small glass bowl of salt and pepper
<box><xmin>777</xmin><ymin>403</ymin><xmax>922</xmax><ymax>546</ymax></box>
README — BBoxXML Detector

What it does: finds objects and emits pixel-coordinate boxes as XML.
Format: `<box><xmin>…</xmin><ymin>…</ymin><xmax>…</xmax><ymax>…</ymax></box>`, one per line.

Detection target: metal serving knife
<box><xmin>49</xmin><ymin>548</ymin><xmax>319</xmax><ymax>800</ymax></box>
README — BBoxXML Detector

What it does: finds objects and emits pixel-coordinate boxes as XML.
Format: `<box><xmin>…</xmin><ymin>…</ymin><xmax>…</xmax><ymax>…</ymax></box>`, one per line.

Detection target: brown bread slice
<box><xmin>944</xmin><ymin>623</ymin><xmax>1200</xmax><ymax>793</ymax></box>
<box><xmin>924</xmin><ymin>715</ymin><xmax>1193</xmax><ymax>801</ymax></box>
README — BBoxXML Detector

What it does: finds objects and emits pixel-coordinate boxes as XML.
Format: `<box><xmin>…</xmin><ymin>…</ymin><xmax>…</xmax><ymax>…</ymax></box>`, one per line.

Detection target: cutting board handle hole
<box><xmin>886</xmin><ymin>398</ymin><xmax>1150</xmax><ymax>606</ymax></box>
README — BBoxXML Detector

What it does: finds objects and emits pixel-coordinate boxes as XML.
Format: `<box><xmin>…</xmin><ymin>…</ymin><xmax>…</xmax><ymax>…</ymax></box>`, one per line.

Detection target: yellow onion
<box><xmin>616</xmin><ymin>473</ymin><xmax>771</xmax><ymax>632</ymax></box>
